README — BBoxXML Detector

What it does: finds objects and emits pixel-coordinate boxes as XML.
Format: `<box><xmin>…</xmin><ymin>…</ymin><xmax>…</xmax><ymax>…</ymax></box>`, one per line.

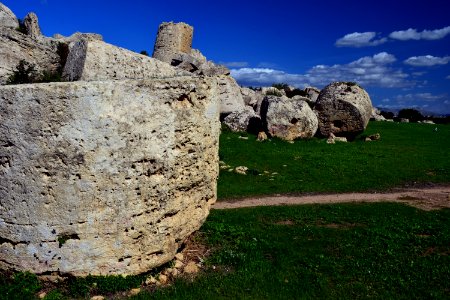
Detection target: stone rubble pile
<box><xmin>223</xmin><ymin>81</ymin><xmax>374</xmax><ymax>141</ymax></box>
<box><xmin>0</xmin><ymin>0</ymin><xmax>378</xmax><ymax>278</ymax></box>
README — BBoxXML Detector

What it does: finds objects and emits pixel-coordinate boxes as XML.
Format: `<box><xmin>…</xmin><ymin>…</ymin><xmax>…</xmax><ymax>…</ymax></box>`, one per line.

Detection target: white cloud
<box><xmin>220</xmin><ymin>61</ymin><xmax>249</xmax><ymax>68</ymax></box>
<box><xmin>335</xmin><ymin>32</ymin><xmax>387</xmax><ymax>47</ymax></box>
<box><xmin>404</xmin><ymin>55</ymin><xmax>450</xmax><ymax>67</ymax></box>
<box><xmin>230</xmin><ymin>68</ymin><xmax>309</xmax><ymax>87</ymax></box>
<box><xmin>231</xmin><ymin>52</ymin><xmax>409</xmax><ymax>88</ymax></box>
<box><xmin>389</xmin><ymin>26</ymin><xmax>450</xmax><ymax>41</ymax></box>
<box><xmin>378</xmin><ymin>93</ymin><xmax>449</xmax><ymax>114</ymax></box>
<box><xmin>396</xmin><ymin>93</ymin><xmax>443</xmax><ymax>102</ymax></box>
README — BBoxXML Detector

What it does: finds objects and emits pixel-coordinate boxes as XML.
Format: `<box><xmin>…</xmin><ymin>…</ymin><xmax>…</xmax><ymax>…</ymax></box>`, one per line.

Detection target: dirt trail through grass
<box><xmin>213</xmin><ymin>185</ymin><xmax>450</xmax><ymax>211</ymax></box>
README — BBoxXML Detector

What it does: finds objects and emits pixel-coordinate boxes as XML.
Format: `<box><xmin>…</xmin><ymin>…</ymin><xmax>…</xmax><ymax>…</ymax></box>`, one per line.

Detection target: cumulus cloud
<box><xmin>231</xmin><ymin>52</ymin><xmax>409</xmax><ymax>88</ymax></box>
<box><xmin>335</xmin><ymin>32</ymin><xmax>387</xmax><ymax>47</ymax></box>
<box><xmin>230</xmin><ymin>68</ymin><xmax>309</xmax><ymax>87</ymax></box>
<box><xmin>378</xmin><ymin>93</ymin><xmax>450</xmax><ymax>113</ymax></box>
<box><xmin>395</xmin><ymin>93</ymin><xmax>443</xmax><ymax>102</ymax></box>
<box><xmin>389</xmin><ymin>26</ymin><xmax>450</xmax><ymax>41</ymax></box>
<box><xmin>404</xmin><ymin>55</ymin><xmax>450</xmax><ymax>67</ymax></box>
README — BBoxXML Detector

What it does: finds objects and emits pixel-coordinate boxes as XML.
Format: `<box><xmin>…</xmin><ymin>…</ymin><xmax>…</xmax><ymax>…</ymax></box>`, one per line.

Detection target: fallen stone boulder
<box><xmin>371</xmin><ymin>107</ymin><xmax>386</xmax><ymax>121</ymax></box>
<box><xmin>327</xmin><ymin>133</ymin><xmax>348</xmax><ymax>144</ymax></box>
<box><xmin>314</xmin><ymin>82</ymin><xmax>372</xmax><ymax>138</ymax></box>
<box><xmin>0</xmin><ymin>76</ymin><xmax>220</xmax><ymax>276</ymax></box>
<box><xmin>63</xmin><ymin>39</ymin><xmax>180</xmax><ymax>81</ymax></box>
<box><xmin>217</xmin><ymin>76</ymin><xmax>246</xmax><ymax>115</ymax></box>
<box><xmin>152</xmin><ymin>22</ymin><xmax>229</xmax><ymax>76</ymax></box>
<box><xmin>223</xmin><ymin>106</ymin><xmax>262</xmax><ymax>134</ymax></box>
<box><xmin>261</xmin><ymin>96</ymin><xmax>318</xmax><ymax>140</ymax></box>
<box><xmin>240</xmin><ymin>87</ymin><xmax>264</xmax><ymax>109</ymax></box>
<box><xmin>304</xmin><ymin>86</ymin><xmax>320</xmax><ymax>106</ymax></box>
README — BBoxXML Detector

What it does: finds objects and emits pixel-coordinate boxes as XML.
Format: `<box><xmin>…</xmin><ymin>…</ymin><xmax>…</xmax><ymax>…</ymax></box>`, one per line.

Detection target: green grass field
<box><xmin>1</xmin><ymin>121</ymin><xmax>449</xmax><ymax>299</ymax></box>
<box><xmin>135</xmin><ymin>203</ymin><xmax>450</xmax><ymax>299</ymax></box>
<box><xmin>218</xmin><ymin>121</ymin><xmax>450</xmax><ymax>199</ymax></box>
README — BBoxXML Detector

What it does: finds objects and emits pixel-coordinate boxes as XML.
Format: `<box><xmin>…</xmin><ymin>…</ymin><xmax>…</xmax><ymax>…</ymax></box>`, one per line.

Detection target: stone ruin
<box><xmin>0</xmin><ymin>1</ymin><xmax>375</xmax><ymax>277</ymax></box>
<box><xmin>315</xmin><ymin>82</ymin><xmax>372</xmax><ymax>138</ymax></box>
<box><xmin>224</xmin><ymin>82</ymin><xmax>373</xmax><ymax>141</ymax></box>
<box><xmin>0</xmin><ymin>3</ymin><xmax>221</xmax><ymax>276</ymax></box>
<box><xmin>153</xmin><ymin>22</ymin><xmax>194</xmax><ymax>63</ymax></box>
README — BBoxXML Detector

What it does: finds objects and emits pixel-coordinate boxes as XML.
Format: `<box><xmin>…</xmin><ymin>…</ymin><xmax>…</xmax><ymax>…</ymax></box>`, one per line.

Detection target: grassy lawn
<box><xmin>218</xmin><ymin>121</ymin><xmax>450</xmax><ymax>199</ymax></box>
<box><xmin>137</xmin><ymin>203</ymin><xmax>450</xmax><ymax>299</ymax></box>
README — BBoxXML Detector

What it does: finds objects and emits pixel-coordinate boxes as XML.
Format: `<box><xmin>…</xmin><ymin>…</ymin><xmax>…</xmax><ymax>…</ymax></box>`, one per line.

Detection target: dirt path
<box><xmin>213</xmin><ymin>185</ymin><xmax>450</xmax><ymax>211</ymax></box>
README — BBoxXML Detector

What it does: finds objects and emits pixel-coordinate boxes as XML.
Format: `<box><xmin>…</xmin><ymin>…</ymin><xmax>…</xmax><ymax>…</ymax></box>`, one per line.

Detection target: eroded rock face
<box><xmin>314</xmin><ymin>82</ymin><xmax>372</xmax><ymax>137</ymax></box>
<box><xmin>217</xmin><ymin>76</ymin><xmax>246</xmax><ymax>115</ymax></box>
<box><xmin>262</xmin><ymin>96</ymin><xmax>318</xmax><ymax>140</ymax></box>
<box><xmin>63</xmin><ymin>39</ymin><xmax>181</xmax><ymax>82</ymax></box>
<box><xmin>23</xmin><ymin>12</ymin><xmax>41</xmax><ymax>39</ymax></box>
<box><xmin>0</xmin><ymin>27</ymin><xmax>61</xmax><ymax>84</ymax></box>
<box><xmin>0</xmin><ymin>77</ymin><xmax>220</xmax><ymax>276</ymax></box>
<box><xmin>0</xmin><ymin>2</ymin><xmax>18</xmax><ymax>29</ymax></box>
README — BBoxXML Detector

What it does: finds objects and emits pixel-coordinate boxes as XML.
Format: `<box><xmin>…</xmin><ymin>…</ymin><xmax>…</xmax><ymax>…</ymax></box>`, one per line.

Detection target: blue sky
<box><xmin>4</xmin><ymin>0</ymin><xmax>450</xmax><ymax>114</ymax></box>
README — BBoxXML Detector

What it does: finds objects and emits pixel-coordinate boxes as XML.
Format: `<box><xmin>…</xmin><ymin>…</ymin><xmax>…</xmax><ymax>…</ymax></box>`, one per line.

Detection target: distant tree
<box><xmin>380</xmin><ymin>110</ymin><xmax>395</xmax><ymax>119</ymax></box>
<box><xmin>272</xmin><ymin>83</ymin><xmax>289</xmax><ymax>90</ymax></box>
<box><xmin>398</xmin><ymin>108</ymin><xmax>424</xmax><ymax>123</ymax></box>
<box><xmin>7</xmin><ymin>60</ymin><xmax>37</xmax><ymax>84</ymax></box>
<box><xmin>140</xmin><ymin>50</ymin><xmax>149</xmax><ymax>56</ymax></box>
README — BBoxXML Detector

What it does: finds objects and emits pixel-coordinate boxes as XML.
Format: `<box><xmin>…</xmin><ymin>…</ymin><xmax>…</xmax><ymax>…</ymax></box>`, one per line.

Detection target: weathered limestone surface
<box><xmin>240</xmin><ymin>87</ymin><xmax>263</xmax><ymax>108</ymax></box>
<box><xmin>23</xmin><ymin>12</ymin><xmax>41</xmax><ymax>39</ymax></box>
<box><xmin>63</xmin><ymin>39</ymin><xmax>181</xmax><ymax>81</ymax></box>
<box><xmin>152</xmin><ymin>22</ymin><xmax>193</xmax><ymax>64</ymax></box>
<box><xmin>262</xmin><ymin>96</ymin><xmax>318</xmax><ymax>140</ymax></box>
<box><xmin>0</xmin><ymin>2</ymin><xmax>18</xmax><ymax>29</ymax></box>
<box><xmin>0</xmin><ymin>27</ymin><xmax>61</xmax><ymax>84</ymax></box>
<box><xmin>53</xmin><ymin>32</ymin><xmax>103</xmax><ymax>43</ymax></box>
<box><xmin>314</xmin><ymin>82</ymin><xmax>372</xmax><ymax>137</ymax></box>
<box><xmin>223</xmin><ymin>106</ymin><xmax>262</xmax><ymax>134</ymax></box>
<box><xmin>217</xmin><ymin>76</ymin><xmax>246</xmax><ymax>115</ymax></box>
<box><xmin>0</xmin><ymin>77</ymin><xmax>220</xmax><ymax>276</ymax></box>
<box><xmin>304</xmin><ymin>86</ymin><xmax>320</xmax><ymax>106</ymax></box>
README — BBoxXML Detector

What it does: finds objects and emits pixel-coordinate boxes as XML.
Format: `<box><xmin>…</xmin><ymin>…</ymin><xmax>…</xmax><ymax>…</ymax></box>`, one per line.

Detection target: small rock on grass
<box><xmin>257</xmin><ymin>131</ymin><xmax>268</xmax><ymax>142</ymax></box>
<box><xmin>145</xmin><ymin>276</ymin><xmax>157</xmax><ymax>285</ymax></box>
<box><xmin>184</xmin><ymin>261</ymin><xmax>199</xmax><ymax>274</ymax></box>
<box><xmin>235</xmin><ymin>166</ymin><xmax>248</xmax><ymax>175</ymax></box>
<box><xmin>129</xmin><ymin>288</ymin><xmax>141</xmax><ymax>296</ymax></box>
<box><xmin>174</xmin><ymin>260</ymin><xmax>184</xmax><ymax>269</ymax></box>
<box><xmin>38</xmin><ymin>292</ymin><xmax>47</xmax><ymax>299</ymax></box>
<box><xmin>175</xmin><ymin>253</ymin><xmax>184</xmax><ymax>261</ymax></box>
<box><xmin>91</xmin><ymin>296</ymin><xmax>105</xmax><ymax>300</ymax></box>
<box><xmin>163</xmin><ymin>268</ymin><xmax>173</xmax><ymax>275</ymax></box>
<box><xmin>158</xmin><ymin>274</ymin><xmax>168</xmax><ymax>284</ymax></box>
